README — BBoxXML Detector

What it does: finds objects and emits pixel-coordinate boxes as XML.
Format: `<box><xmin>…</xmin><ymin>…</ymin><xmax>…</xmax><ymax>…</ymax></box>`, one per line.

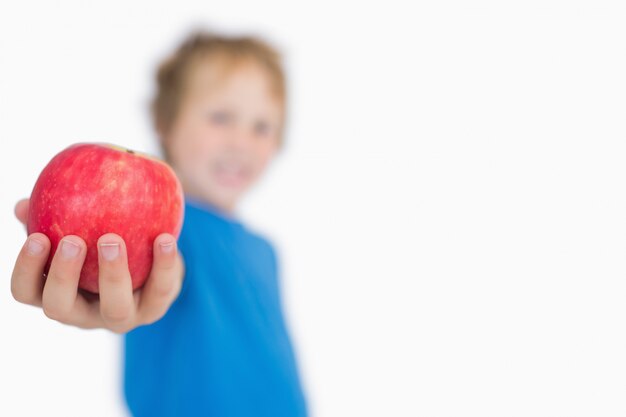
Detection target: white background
<box><xmin>1</xmin><ymin>1</ymin><xmax>625</xmax><ymax>416</ymax></box>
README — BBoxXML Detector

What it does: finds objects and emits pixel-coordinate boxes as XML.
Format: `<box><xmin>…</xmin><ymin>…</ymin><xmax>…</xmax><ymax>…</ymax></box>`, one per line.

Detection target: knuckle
<box><xmin>152</xmin><ymin>279</ymin><xmax>175</xmax><ymax>299</ymax></box>
<box><xmin>100</xmin><ymin>271</ymin><xmax>127</xmax><ymax>284</ymax></box>
<box><xmin>140</xmin><ymin>309</ymin><xmax>166</xmax><ymax>327</ymax></box>
<box><xmin>52</xmin><ymin>273</ymin><xmax>74</xmax><ymax>285</ymax></box>
<box><xmin>101</xmin><ymin>306</ymin><xmax>133</xmax><ymax>327</ymax></box>
<box><xmin>11</xmin><ymin>284</ymin><xmax>30</xmax><ymax>304</ymax></box>
<box><xmin>42</xmin><ymin>304</ymin><xmax>70</xmax><ymax>322</ymax></box>
<box><xmin>155</xmin><ymin>259</ymin><xmax>177</xmax><ymax>273</ymax></box>
<box><xmin>109</xmin><ymin>324</ymin><xmax>131</xmax><ymax>334</ymax></box>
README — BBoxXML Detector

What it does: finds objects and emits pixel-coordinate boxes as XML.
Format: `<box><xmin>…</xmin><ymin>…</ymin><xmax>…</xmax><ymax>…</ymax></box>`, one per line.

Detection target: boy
<box><xmin>11</xmin><ymin>31</ymin><xmax>307</xmax><ymax>417</ymax></box>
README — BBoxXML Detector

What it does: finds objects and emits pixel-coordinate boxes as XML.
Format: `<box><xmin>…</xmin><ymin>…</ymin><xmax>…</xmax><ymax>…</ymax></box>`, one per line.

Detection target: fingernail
<box><xmin>159</xmin><ymin>240</ymin><xmax>175</xmax><ymax>254</ymax></box>
<box><xmin>99</xmin><ymin>242</ymin><xmax>120</xmax><ymax>261</ymax></box>
<box><xmin>26</xmin><ymin>238</ymin><xmax>45</xmax><ymax>256</ymax></box>
<box><xmin>60</xmin><ymin>239</ymin><xmax>81</xmax><ymax>259</ymax></box>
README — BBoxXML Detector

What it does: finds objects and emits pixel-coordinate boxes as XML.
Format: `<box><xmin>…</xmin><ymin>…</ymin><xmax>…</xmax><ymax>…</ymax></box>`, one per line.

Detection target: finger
<box><xmin>14</xmin><ymin>198</ymin><xmax>29</xmax><ymax>227</ymax></box>
<box><xmin>41</xmin><ymin>235</ymin><xmax>87</xmax><ymax>322</ymax></box>
<box><xmin>97</xmin><ymin>234</ymin><xmax>135</xmax><ymax>333</ymax></box>
<box><xmin>137</xmin><ymin>234</ymin><xmax>183</xmax><ymax>325</ymax></box>
<box><xmin>11</xmin><ymin>233</ymin><xmax>50</xmax><ymax>306</ymax></box>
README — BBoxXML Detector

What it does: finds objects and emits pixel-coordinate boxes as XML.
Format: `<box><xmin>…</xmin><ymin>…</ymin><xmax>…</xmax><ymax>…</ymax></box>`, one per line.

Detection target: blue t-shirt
<box><xmin>124</xmin><ymin>199</ymin><xmax>308</xmax><ymax>417</ymax></box>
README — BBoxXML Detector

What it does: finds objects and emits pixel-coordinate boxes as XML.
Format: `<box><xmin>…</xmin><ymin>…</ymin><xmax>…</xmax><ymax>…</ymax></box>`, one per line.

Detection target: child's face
<box><xmin>164</xmin><ymin>61</ymin><xmax>282</xmax><ymax>212</ymax></box>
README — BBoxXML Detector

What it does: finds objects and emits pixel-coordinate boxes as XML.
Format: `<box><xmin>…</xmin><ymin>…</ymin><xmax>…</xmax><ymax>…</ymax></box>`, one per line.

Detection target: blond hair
<box><xmin>152</xmin><ymin>30</ymin><xmax>287</xmax><ymax>154</ymax></box>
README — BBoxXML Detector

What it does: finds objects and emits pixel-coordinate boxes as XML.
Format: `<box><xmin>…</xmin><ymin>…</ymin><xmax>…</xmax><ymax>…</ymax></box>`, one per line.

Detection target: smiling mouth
<box><xmin>212</xmin><ymin>162</ymin><xmax>251</xmax><ymax>187</ymax></box>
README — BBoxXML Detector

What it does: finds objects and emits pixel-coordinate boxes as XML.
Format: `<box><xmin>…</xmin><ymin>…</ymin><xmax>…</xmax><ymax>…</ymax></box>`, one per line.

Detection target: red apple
<box><xmin>27</xmin><ymin>143</ymin><xmax>185</xmax><ymax>293</ymax></box>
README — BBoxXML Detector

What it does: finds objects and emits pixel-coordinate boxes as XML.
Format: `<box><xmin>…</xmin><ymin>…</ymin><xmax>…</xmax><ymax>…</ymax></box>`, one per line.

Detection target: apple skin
<box><xmin>27</xmin><ymin>143</ymin><xmax>185</xmax><ymax>293</ymax></box>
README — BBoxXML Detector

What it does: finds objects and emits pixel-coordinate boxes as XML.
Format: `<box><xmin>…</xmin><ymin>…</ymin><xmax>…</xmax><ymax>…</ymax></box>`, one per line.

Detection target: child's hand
<box><xmin>11</xmin><ymin>199</ymin><xmax>184</xmax><ymax>334</ymax></box>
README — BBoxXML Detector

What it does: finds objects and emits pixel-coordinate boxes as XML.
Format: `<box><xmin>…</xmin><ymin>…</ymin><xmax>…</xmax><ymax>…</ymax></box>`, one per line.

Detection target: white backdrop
<box><xmin>1</xmin><ymin>1</ymin><xmax>625</xmax><ymax>416</ymax></box>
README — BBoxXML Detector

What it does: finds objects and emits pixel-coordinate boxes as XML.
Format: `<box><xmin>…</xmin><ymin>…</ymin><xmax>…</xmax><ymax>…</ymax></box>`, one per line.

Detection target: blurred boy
<box><xmin>11</xmin><ymin>31</ymin><xmax>307</xmax><ymax>417</ymax></box>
